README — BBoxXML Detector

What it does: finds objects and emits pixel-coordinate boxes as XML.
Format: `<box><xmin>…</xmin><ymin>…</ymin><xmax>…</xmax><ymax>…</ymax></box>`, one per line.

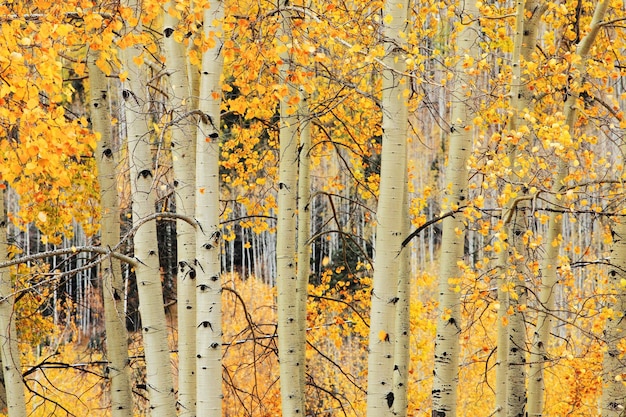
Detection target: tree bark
<box><xmin>88</xmin><ymin>51</ymin><xmax>133</xmax><ymax>417</ymax></box>
<box><xmin>505</xmin><ymin>210</ymin><xmax>529</xmax><ymax>417</ymax></box>
<box><xmin>601</xmin><ymin>216</ymin><xmax>626</xmax><ymax>416</ymax></box>
<box><xmin>195</xmin><ymin>1</ymin><xmax>224</xmax><ymax>416</ymax></box>
<box><xmin>600</xmin><ymin>6</ymin><xmax>626</xmax><ymax>411</ymax></box>
<box><xmin>296</xmin><ymin>94</ymin><xmax>312</xmax><ymax>395</ymax></box>
<box><xmin>393</xmin><ymin>174</ymin><xmax>411</xmax><ymax>417</ymax></box>
<box><xmin>431</xmin><ymin>2</ymin><xmax>479</xmax><ymax>416</ymax></box>
<box><xmin>163</xmin><ymin>4</ymin><xmax>197</xmax><ymax>415</ymax></box>
<box><xmin>0</xmin><ymin>187</ymin><xmax>26</xmax><ymax>417</ymax></box>
<box><xmin>119</xmin><ymin>0</ymin><xmax>177</xmax><ymax>413</ymax></box>
<box><xmin>276</xmin><ymin>3</ymin><xmax>305</xmax><ymax>415</ymax></box>
<box><xmin>365</xmin><ymin>0</ymin><xmax>409</xmax><ymax>415</ymax></box>
<box><xmin>494</xmin><ymin>1</ymin><xmax>544</xmax><ymax>415</ymax></box>
<box><xmin>505</xmin><ymin>2</ymin><xmax>545</xmax><ymax>417</ymax></box>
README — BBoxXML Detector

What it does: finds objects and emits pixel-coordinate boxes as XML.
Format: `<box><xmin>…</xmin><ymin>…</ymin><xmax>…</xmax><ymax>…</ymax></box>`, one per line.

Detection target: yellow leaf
<box><xmin>383</xmin><ymin>14</ymin><xmax>393</xmax><ymax>24</ymax></box>
<box><xmin>378</xmin><ymin>330</ymin><xmax>389</xmax><ymax>342</ymax></box>
<box><xmin>85</xmin><ymin>13</ymin><xmax>103</xmax><ymax>30</ymax></box>
<box><xmin>26</xmin><ymin>97</ymin><xmax>39</xmax><ymax>109</ymax></box>
<box><xmin>55</xmin><ymin>24</ymin><xmax>72</xmax><ymax>37</ymax></box>
<box><xmin>132</xmin><ymin>54</ymin><xmax>143</xmax><ymax>66</ymax></box>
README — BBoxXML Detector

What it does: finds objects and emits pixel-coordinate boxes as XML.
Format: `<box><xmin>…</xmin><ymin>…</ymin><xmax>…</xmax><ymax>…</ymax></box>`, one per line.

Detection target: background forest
<box><xmin>0</xmin><ymin>0</ymin><xmax>625</xmax><ymax>416</ymax></box>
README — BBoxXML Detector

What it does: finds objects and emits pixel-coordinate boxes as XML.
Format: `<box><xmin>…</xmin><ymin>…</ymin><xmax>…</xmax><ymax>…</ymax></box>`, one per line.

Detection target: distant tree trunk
<box><xmin>366</xmin><ymin>0</ymin><xmax>408</xmax><ymax>415</ymax></box>
<box><xmin>276</xmin><ymin>3</ymin><xmax>305</xmax><ymax>415</ymax></box>
<box><xmin>88</xmin><ymin>51</ymin><xmax>133</xmax><ymax>416</ymax></box>
<box><xmin>431</xmin><ymin>2</ymin><xmax>479</xmax><ymax>416</ymax></box>
<box><xmin>163</xmin><ymin>4</ymin><xmax>197</xmax><ymax>415</ymax></box>
<box><xmin>194</xmin><ymin>0</ymin><xmax>224</xmax><ymax>415</ymax></box>
<box><xmin>119</xmin><ymin>0</ymin><xmax>177</xmax><ymax>413</ymax></box>
<box><xmin>528</xmin><ymin>2</ymin><xmax>609</xmax><ymax>415</ymax></box>
<box><xmin>0</xmin><ymin>187</ymin><xmax>26</xmax><ymax>417</ymax></box>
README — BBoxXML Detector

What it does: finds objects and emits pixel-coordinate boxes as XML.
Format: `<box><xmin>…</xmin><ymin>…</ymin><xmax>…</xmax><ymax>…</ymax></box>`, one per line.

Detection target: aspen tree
<box><xmin>600</xmin><ymin>211</ymin><xmax>626</xmax><ymax>415</ymax></box>
<box><xmin>296</xmin><ymin>94</ymin><xmax>312</xmax><ymax>392</ymax></box>
<box><xmin>276</xmin><ymin>2</ymin><xmax>305</xmax><ymax>415</ymax></box>
<box><xmin>510</xmin><ymin>0</ymin><xmax>546</xmax><ymax>415</ymax></box>
<box><xmin>493</xmin><ymin>0</ymin><xmax>544</xmax><ymax>414</ymax></box>
<box><xmin>366</xmin><ymin>0</ymin><xmax>409</xmax><ymax>415</ymax></box>
<box><xmin>504</xmin><ymin>210</ymin><xmax>528</xmax><ymax>417</ymax></box>
<box><xmin>393</xmin><ymin>174</ymin><xmax>411</xmax><ymax>417</ymax></box>
<box><xmin>195</xmin><ymin>0</ymin><xmax>224</xmax><ymax>415</ymax></box>
<box><xmin>163</xmin><ymin>3</ymin><xmax>197</xmax><ymax>414</ymax></box>
<box><xmin>493</xmin><ymin>4</ymin><xmax>524</xmax><ymax>414</ymax></box>
<box><xmin>0</xmin><ymin>189</ymin><xmax>25</xmax><ymax>417</ymax></box>
<box><xmin>600</xmin><ymin>60</ymin><xmax>626</xmax><ymax>417</ymax></box>
<box><xmin>432</xmin><ymin>1</ymin><xmax>479</xmax><ymax>415</ymax></box>
<box><xmin>528</xmin><ymin>1</ymin><xmax>609</xmax><ymax>415</ymax></box>
<box><xmin>88</xmin><ymin>52</ymin><xmax>133</xmax><ymax>416</ymax></box>
<box><xmin>119</xmin><ymin>0</ymin><xmax>177</xmax><ymax>413</ymax></box>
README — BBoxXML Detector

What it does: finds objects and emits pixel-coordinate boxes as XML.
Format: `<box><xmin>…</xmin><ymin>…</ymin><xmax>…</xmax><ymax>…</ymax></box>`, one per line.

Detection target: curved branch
<box><xmin>0</xmin><ymin>212</ymin><xmax>199</xmax><ymax>272</ymax></box>
<box><xmin>114</xmin><ymin>211</ymin><xmax>198</xmax><ymax>251</ymax></box>
<box><xmin>0</xmin><ymin>246</ymin><xmax>136</xmax><ymax>270</ymax></box>
<box><xmin>309</xmin><ymin>294</ymin><xmax>369</xmax><ymax>328</ymax></box>
<box><xmin>401</xmin><ymin>208</ymin><xmax>464</xmax><ymax>249</ymax></box>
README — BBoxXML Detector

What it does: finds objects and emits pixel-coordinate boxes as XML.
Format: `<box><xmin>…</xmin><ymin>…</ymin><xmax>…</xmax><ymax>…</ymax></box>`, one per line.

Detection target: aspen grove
<box><xmin>2</xmin><ymin>0</ymin><xmax>626</xmax><ymax>416</ymax></box>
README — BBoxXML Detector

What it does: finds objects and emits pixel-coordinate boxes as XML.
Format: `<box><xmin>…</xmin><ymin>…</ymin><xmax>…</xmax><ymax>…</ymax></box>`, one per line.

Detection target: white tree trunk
<box><xmin>494</xmin><ymin>1</ymin><xmax>544</xmax><ymax>414</ymax></box>
<box><xmin>528</xmin><ymin>2</ymin><xmax>609</xmax><ymax>415</ymax></box>
<box><xmin>506</xmin><ymin>211</ymin><xmax>529</xmax><ymax>417</ymax></box>
<box><xmin>195</xmin><ymin>1</ymin><xmax>224</xmax><ymax>416</ymax></box>
<box><xmin>296</xmin><ymin>95</ymin><xmax>312</xmax><ymax>392</ymax></box>
<box><xmin>163</xmin><ymin>4</ymin><xmax>197</xmax><ymax>415</ymax></box>
<box><xmin>88</xmin><ymin>51</ymin><xmax>133</xmax><ymax>416</ymax></box>
<box><xmin>276</xmin><ymin>3</ymin><xmax>305</xmax><ymax>415</ymax></box>
<box><xmin>119</xmin><ymin>0</ymin><xmax>177</xmax><ymax>413</ymax></box>
<box><xmin>0</xmin><ymin>188</ymin><xmax>26</xmax><ymax>417</ymax></box>
<box><xmin>432</xmin><ymin>2</ymin><xmax>479</xmax><ymax>416</ymax></box>
<box><xmin>366</xmin><ymin>0</ymin><xmax>408</xmax><ymax>415</ymax></box>
<box><xmin>601</xmin><ymin>216</ymin><xmax>626</xmax><ymax>415</ymax></box>
<box><xmin>601</xmin><ymin>8</ymin><xmax>626</xmax><ymax>411</ymax></box>
<box><xmin>393</xmin><ymin>175</ymin><xmax>411</xmax><ymax>417</ymax></box>
<box><xmin>506</xmin><ymin>2</ymin><xmax>545</xmax><ymax>417</ymax></box>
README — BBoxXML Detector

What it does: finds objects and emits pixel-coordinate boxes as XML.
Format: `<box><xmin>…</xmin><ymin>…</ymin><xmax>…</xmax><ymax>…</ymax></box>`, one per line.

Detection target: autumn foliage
<box><xmin>0</xmin><ymin>0</ymin><xmax>626</xmax><ymax>416</ymax></box>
